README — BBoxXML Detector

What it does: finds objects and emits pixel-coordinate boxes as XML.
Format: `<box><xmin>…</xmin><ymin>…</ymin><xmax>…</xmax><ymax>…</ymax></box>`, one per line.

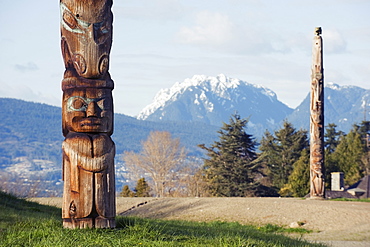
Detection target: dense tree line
<box><xmin>197</xmin><ymin>117</ymin><xmax>369</xmax><ymax>197</ymax></box>
<box><xmin>325</xmin><ymin>122</ymin><xmax>369</xmax><ymax>186</ymax></box>
<box><xmin>194</xmin><ymin>116</ymin><xmax>311</xmax><ymax>197</ymax></box>
<box><xmin>117</xmin><ymin>112</ymin><xmax>370</xmax><ymax>198</ymax></box>
<box><xmin>121</xmin><ymin>115</ymin><xmax>370</xmax><ymax>198</ymax></box>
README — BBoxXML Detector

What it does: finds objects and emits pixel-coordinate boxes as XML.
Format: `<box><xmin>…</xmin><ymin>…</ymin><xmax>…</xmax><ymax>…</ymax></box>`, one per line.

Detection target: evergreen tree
<box><xmin>358</xmin><ymin>121</ymin><xmax>370</xmax><ymax>143</ymax></box>
<box><xmin>324</xmin><ymin>123</ymin><xmax>344</xmax><ymax>154</ymax></box>
<box><xmin>280</xmin><ymin>149</ymin><xmax>310</xmax><ymax>197</ymax></box>
<box><xmin>120</xmin><ymin>185</ymin><xmax>134</xmax><ymax>197</ymax></box>
<box><xmin>258</xmin><ymin>121</ymin><xmax>309</xmax><ymax>192</ymax></box>
<box><xmin>324</xmin><ymin>123</ymin><xmax>344</xmax><ymax>187</ymax></box>
<box><xmin>198</xmin><ymin>114</ymin><xmax>259</xmax><ymax>197</ymax></box>
<box><xmin>358</xmin><ymin>121</ymin><xmax>370</xmax><ymax>175</ymax></box>
<box><xmin>331</xmin><ymin>125</ymin><xmax>364</xmax><ymax>185</ymax></box>
<box><xmin>134</xmin><ymin>178</ymin><xmax>151</xmax><ymax>197</ymax></box>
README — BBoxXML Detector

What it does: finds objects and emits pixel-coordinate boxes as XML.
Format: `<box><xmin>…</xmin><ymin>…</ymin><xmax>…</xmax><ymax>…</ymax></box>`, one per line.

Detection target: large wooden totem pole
<box><xmin>310</xmin><ymin>27</ymin><xmax>325</xmax><ymax>199</ymax></box>
<box><xmin>60</xmin><ymin>0</ymin><xmax>116</xmax><ymax>228</ymax></box>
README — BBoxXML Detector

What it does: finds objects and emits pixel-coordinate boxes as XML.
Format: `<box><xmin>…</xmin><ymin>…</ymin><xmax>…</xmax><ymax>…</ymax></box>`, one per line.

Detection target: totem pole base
<box><xmin>63</xmin><ymin>217</ymin><xmax>116</xmax><ymax>229</ymax></box>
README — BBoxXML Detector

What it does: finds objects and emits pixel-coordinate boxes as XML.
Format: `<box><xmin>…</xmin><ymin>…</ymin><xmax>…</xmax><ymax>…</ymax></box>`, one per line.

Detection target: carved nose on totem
<box><xmin>86</xmin><ymin>101</ymin><xmax>100</xmax><ymax>117</ymax></box>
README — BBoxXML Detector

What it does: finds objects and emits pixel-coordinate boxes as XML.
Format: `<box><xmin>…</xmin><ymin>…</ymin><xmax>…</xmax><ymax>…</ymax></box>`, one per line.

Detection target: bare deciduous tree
<box><xmin>0</xmin><ymin>171</ymin><xmax>44</xmax><ymax>197</ymax></box>
<box><xmin>169</xmin><ymin>158</ymin><xmax>209</xmax><ymax>197</ymax></box>
<box><xmin>123</xmin><ymin>131</ymin><xmax>186</xmax><ymax>197</ymax></box>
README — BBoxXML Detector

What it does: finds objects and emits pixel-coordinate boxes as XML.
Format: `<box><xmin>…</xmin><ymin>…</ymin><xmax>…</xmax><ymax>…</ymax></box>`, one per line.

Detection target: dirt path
<box><xmin>31</xmin><ymin>197</ymin><xmax>370</xmax><ymax>247</ymax></box>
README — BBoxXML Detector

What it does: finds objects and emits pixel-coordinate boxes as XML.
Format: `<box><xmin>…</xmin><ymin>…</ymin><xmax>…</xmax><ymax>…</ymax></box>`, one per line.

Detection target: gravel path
<box><xmin>31</xmin><ymin>197</ymin><xmax>370</xmax><ymax>247</ymax></box>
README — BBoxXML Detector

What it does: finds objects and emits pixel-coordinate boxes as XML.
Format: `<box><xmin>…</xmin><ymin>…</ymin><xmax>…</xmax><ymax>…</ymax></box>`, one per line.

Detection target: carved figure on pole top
<box><xmin>60</xmin><ymin>0</ymin><xmax>113</xmax><ymax>80</ymax></box>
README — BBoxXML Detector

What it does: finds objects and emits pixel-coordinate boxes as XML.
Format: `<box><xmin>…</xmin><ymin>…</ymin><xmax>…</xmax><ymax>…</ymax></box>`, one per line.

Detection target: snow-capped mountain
<box><xmin>137</xmin><ymin>74</ymin><xmax>293</xmax><ymax>137</ymax></box>
<box><xmin>287</xmin><ymin>82</ymin><xmax>370</xmax><ymax>132</ymax></box>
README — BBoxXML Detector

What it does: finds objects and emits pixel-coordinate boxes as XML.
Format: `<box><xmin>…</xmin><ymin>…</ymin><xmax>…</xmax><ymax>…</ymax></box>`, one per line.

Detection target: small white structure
<box><xmin>331</xmin><ymin>172</ymin><xmax>344</xmax><ymax>191</ymax></box>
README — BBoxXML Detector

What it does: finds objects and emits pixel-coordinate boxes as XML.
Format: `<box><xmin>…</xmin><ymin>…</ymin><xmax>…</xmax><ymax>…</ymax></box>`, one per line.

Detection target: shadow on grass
<box><xmin>116</xmin><ymin>216</ymin><xmax>326</xmax><ymax>247</ymax></box>
<box><xmin>0</xmin><ymin>190</ymin><xmax>61</xmax><ymax>228</ymax></box>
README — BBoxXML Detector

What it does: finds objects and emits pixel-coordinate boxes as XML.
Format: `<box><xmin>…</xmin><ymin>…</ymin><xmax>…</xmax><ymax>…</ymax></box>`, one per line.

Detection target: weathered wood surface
<box><xmin>310</xmin><ymin>27</ymin><xmax>325</xmax><ymax>199</ymax></box>
<box><xmin>60</xmin><ymin>0</ymin><xmax>116</xmax><ymax>228</ymax></box>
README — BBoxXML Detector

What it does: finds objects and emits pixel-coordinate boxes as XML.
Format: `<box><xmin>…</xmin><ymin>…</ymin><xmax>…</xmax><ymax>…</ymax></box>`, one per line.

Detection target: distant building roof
<box><xmin>347</xmin><ymin>175</ymin><xmax>370</xmax><ymax>199</ymax></box>
<box><xmin>325</xmin><ymin>190</ymin><xmax>357</xmax><ymax>199</ymax></box>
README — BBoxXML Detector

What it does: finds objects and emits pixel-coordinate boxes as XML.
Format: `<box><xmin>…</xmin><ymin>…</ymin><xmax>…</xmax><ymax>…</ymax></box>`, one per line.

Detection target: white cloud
<box><xmin>0</xmin><ymin>82</ymin><xmax>60</xmax><ymax>107</ymax></box>
<box><xmin>324</xmin><ymin>29</ymin><xmax>347</xmax><ymax>54</ymax></box>
<box><xmin>176</xmin><ymin>11</ymin><xmax>234</xmax><ymax>46</ymax></box>
<box><xmin>14</xmin><ymin>62</ymin><xmax>39</xmax><ymax>72</ymax></box>
<box><xmin>175</xmin><ymin>10</ymin><xmax>312</xmax><ymax>56</ymax></box>
<box><xmin>114</xmin><ymin>0</ymin><xmax>188</xmax><ymax>21</ymax></box>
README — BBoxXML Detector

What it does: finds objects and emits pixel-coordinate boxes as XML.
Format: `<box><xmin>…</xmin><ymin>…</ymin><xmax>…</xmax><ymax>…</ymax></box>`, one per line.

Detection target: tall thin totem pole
<box><xmin>310</xmin><ymin>27</ymin><xmax>325</xmax><ymax>199</ymax></box>
<box><xmin>60</xmin><ymin>0</ymin><xmax>116</xmax><ymax>228</ymax></box>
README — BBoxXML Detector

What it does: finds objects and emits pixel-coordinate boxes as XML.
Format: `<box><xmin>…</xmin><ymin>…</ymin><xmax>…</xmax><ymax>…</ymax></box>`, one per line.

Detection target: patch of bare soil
<box><xmin>31</xmin><ymin>197</ymin><xmax>370</xmax><ymax>247</ymax></box>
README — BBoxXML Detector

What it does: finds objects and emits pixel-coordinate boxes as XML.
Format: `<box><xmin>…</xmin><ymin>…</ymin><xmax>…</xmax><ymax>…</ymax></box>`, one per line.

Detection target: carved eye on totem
<box><xmin>67</xmin><ymin>96</ymin><xmax>109</xmax><ymax>112</ymax></box>
<box><xmin>68</xmin><ymin>96</ymin><xmax>88</xmax><ymax>112</ymax></box>
<box><xmin>63</xmin><ymin>11</ymin><xmax>78</xmax><ymax>30</ymax></box>
<box><xmin>61</xmin><ymin>3</ymin><xmax>85</xmax><ymax>34</ymax></box>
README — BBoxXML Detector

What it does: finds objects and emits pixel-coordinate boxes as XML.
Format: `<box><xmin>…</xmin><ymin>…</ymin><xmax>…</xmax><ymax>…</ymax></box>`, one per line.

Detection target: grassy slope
<box><xmin>0</xmin><ymin>191</ymin><xmax>326</xmax><ymax>247</ymax></box>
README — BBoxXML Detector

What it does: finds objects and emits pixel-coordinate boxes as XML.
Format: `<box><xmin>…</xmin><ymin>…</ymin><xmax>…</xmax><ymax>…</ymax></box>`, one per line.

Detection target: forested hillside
<box><xmin>0</xmin><ymin>98</ymin><xmax>62</xmax><ymax>167</ymax></box>
<box><xmin>0</xmin><ymin>98</ymin><xmax>219</xmax><ymax>196</ymax></box>
<box><xmin>0</xmin><ymin>98</ymin><xmax>218</xmax><ymax>159</ymax></box>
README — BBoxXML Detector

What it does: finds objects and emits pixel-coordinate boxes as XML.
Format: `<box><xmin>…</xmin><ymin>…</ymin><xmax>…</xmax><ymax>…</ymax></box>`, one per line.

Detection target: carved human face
<box><xmin>60</xmin><ymin>0</ymin><xmax>113</xmax><ymax>79</ymax></box>
<box><xmin>62</xmin><ymin>88</ymin><xmax>113</xmax><ymax>135</ymax></box>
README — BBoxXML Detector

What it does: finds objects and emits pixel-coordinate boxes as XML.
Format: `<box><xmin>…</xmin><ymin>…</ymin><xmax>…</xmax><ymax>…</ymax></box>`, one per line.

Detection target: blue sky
<box><xmin>1</xmin><ymin>0</ymin><xmax>369</xmax><ymax>116</ymax></box>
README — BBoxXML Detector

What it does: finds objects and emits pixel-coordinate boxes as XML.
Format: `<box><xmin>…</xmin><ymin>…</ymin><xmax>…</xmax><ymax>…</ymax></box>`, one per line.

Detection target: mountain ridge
<box><xmin>138</xmin><ymin>74</ymin><xmax>283</xmax><ymax>119</ymax></box>
<box><xmin>137</xmin><ymin>74</ymin><xmax>370</xmax><ymax>136</ymax></box>
<box><xmin>137</xmin><ymin>74</ymin><xmax>293</xmax><ymax>137</ymax></box>
<box><xmin>287</xmin><ymin>82</ymin><xmax>370</xmax><ymax>132</ymax></box>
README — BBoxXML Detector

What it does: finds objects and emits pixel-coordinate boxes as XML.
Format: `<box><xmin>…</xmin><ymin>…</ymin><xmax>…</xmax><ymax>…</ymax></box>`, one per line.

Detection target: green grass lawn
<box><xmin>329</xmin><ymin>198</ymin><xmax>370</xmax><ymax>202</ymax></box>
<box><xmin>0</xmin><ymin>191</ymin><xmax>326</xmax><ymax>247</ymax></box>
